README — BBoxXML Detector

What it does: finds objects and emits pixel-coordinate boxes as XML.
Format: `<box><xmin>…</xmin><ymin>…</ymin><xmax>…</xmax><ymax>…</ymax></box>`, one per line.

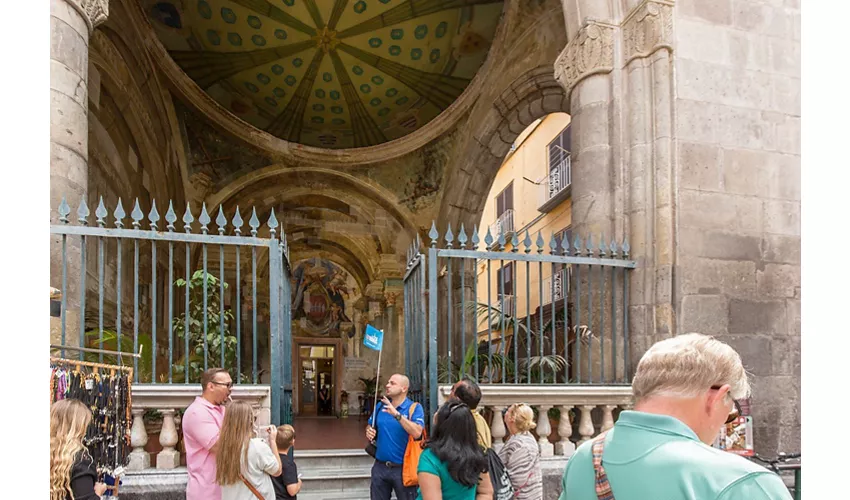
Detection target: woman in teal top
<box><xmin>417</xmin><ymin>399</ymin><xmax>494</xmax><ymax>500</ymax></box>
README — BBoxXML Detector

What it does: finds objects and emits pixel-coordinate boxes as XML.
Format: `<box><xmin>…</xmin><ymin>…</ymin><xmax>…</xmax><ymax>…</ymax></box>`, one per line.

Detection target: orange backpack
<box><xmin>402</xmin><ymin>402</ymin><xmax>427</xmax><ymax>487</ymax></box>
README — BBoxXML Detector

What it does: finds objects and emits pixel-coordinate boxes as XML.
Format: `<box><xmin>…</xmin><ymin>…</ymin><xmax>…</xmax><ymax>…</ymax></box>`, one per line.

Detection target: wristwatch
<box><xmin>394</xmin><ymin>413</ymin><xmax>403</xmax><ymax>422</ymax></box>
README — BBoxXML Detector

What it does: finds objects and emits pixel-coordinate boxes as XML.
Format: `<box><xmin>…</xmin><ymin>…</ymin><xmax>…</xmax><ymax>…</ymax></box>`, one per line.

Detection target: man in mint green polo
<box><xmin>559</xmin><ymin>333</ymin><xmax>792</xmax><ymax>500</ymax></box>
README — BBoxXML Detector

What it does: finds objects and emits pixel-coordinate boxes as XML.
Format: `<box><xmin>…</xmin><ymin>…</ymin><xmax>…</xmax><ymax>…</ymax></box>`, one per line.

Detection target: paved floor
<box><xmin>294</xmin><ymin>416</ymin><xmax>370</xmax><ymax>449</ymax></box>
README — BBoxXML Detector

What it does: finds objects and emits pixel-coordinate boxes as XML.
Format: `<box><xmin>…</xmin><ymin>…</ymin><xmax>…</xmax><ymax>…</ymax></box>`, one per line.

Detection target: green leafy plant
<box><xmin>83</xmin><ymin>328</ymin><xmax>153</xmax><ymax>381</ymax></box>
<box><xmin>170</xmin><ymin>270</ymin><xmax>246</xmax><ymax>383</ymax></box>
<box><xmin>437</xmin><ymin>301</ymin><xmax>596</xmax><ymax>384</ymax></box>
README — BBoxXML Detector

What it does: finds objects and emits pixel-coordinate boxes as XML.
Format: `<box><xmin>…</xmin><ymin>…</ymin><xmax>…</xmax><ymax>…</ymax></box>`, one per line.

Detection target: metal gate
<box><xmin>403</xmin><ymin>235</ymin><xmax>429</xmax><ymax>417</ymax></box>
<box><xmin>50</xmin><ymin>196</ymin><xmax>292</xmax><ymax>424</ymax></box>
<box><xmin>419</xmin><ymin>222</ymin><xmax>636</xmax><ymax>412</ymax></box>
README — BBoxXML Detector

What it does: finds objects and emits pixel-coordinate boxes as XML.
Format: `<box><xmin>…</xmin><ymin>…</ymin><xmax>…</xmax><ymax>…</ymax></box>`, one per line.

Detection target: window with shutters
<box><xmin>495</xmin><ymin>182</ymin><xmax>514</xmax><ymax>218</ymax></box>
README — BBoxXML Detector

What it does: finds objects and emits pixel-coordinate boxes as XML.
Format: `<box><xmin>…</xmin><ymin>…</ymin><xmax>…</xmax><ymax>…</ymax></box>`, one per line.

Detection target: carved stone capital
<box><xmin>622</xmin><ymin>0</ymin><xmax>674</xmax><ymax>65</ymax></box>
<box><xmin>553</xmin><ymin>21</ymin><xmax>615</xmax><ymax>97</ymax></box>
<box><xmin>67</xmin><ymin>0</ymin><xmax>109</xmax><ymax>34</ymax></box>
<box><xmin>384</xmin><ymin>292</ymin><xmax>398</xmax><ymax>308</ymax></box>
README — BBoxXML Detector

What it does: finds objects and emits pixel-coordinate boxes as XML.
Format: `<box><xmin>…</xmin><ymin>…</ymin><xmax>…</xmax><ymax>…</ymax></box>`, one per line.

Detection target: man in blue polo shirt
<box><xmin>365</xmin><ymin>373</ymin><xmax>425</xmax><ymax>500</ymax></box>
<box><xmin>559</xmin><ymin>333</ymin><xmax>792</xmax><ymax>500</ymax></box>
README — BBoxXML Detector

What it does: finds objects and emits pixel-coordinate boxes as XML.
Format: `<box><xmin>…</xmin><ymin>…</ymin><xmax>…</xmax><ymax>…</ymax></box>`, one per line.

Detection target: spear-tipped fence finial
<box><xmin>114</xmin><ymin>198</ymin><xmax>126</xmax><ymax>229</ymax></box>
<box><xmin>216</xmin><ymin>206</ymin><xmax>228</xmax><ymax>235</ymax></box>
<box><xmin>165</xmin><ymin>201</ymin><xmax>177</xmax><ymax>232</ymax></box>
<box><xmin>268</xmin><ymin>208</ymin><xmax>279</xmax><ymax>238</ymax></box>
<box><xmin>183</xmin><ymin>202</ymin><xmax>194</xmax><ymax>233</ymax></box>
<box><xmin>249</xmin><ymin>207</ymin><xmax>260</xmax><ymax>237</ymax></box>
<box><xmin>199</xmin><ymin>203</ymin><xmax>211</xmax><ymax>234</ymax></box>
<box><xmin>232</xmin><ymin>207</ymin><xmax>244</xmax><ymax>236</ymax></box>
<box><xmin>148</xmin><ymin>200</ymin><xmax>160</xmax><ymax>230</ymax></box>
<box><xmin>58</xmin><ymin>197</ymin><xmax>71</xmax><ymax>224</ymax></box>
<box><xmin>131</xmin><ymin>199</ymin><xmax>143</xmax><ymax>229</ymax></box>
<box><xmin>77</xmin><ymin>197</ymin><xmax>90</xmax><ymax>226</ymax></box>
<box><xmin>429</xmin><ymin>221</ymin><xmax>439</xmax><ymax>248</ymax></box>
<box><xmin>95</xmin><ymin>197</ymin><xmax>107</xmax><ymax>227</ymax></box>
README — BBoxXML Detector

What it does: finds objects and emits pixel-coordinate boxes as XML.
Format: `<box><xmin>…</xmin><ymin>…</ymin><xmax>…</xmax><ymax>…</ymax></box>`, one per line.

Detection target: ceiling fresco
<box><xmin>144</xmin><ymin>0</ymin><xmax>505</xmax><ymax>149</ymax></box>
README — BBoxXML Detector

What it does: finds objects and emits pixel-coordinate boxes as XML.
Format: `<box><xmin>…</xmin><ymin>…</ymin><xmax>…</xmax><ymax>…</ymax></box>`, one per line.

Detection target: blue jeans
<box><xmin>370</xmin><ymin>460</ymin><xmax>417</xmax><ymax>500</ymax></box>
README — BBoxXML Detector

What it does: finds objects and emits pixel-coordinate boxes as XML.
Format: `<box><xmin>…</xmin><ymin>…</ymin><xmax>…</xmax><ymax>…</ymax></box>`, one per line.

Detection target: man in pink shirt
<box><xmin>182</xmin><ymin>367</ymin><xmax>233</xmax><ymax>500</ymax></box>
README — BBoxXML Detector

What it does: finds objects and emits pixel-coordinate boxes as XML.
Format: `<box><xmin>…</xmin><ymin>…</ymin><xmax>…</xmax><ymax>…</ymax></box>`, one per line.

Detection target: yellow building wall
<box><xmin>475</xmin><ymin>113</ymin><xmax>572</xmax><ymax>335</ymax></box>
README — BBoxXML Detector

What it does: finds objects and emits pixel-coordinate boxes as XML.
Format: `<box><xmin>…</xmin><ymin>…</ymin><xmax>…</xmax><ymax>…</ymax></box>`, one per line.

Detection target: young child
<box><xmin>271</xmin><ymin>425</ymin><xmax>302</xmax><ymax>499</ymax></box>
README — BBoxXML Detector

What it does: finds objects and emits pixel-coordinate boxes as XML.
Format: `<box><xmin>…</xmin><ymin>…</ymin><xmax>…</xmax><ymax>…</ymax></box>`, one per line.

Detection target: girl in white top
<box><xmin>216</xmin><ymin>401</ymin><xmax>282</xmax><ymax>500</ymax></box>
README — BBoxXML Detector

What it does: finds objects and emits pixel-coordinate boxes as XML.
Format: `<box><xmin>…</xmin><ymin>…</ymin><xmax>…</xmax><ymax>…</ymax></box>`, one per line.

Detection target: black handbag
<box><xmin>365</xmin><ymin>402</ymin><xmax>382</xmax><ymax>458</ymax></box>
<box><xmin>487</xmin><ymin>448</ymin><xmax>515</xmax><ymax>500</ymax></box>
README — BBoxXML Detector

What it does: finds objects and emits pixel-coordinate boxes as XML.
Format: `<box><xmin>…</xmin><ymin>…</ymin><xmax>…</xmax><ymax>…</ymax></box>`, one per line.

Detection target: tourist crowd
<box><xmin>50</xmin><ymin>333</ymin><xmax>792</xmax><ymax>500</ymax></box>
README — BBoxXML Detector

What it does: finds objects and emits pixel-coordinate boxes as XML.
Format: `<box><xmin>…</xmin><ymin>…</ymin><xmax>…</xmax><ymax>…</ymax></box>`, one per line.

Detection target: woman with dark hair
<box><xmin>417</xmin><ymin>398</ymin><xmax>494</xmax><ymax>500</ymax></box>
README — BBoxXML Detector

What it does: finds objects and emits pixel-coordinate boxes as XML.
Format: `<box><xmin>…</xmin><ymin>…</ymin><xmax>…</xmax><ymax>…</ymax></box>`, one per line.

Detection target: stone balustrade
<box><xmin>439</xmin><ymin>385</ymin><xmax>633</xmax><ymax>458</ymax></box>
<box><xmin>127</xmin><ymin>385</ymin><xmax>271</xmax><ymax>471</ymax></box>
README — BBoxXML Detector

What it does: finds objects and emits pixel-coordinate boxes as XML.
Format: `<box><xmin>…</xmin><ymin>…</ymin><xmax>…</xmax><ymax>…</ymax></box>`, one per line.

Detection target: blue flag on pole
<box><xmin>364</xmin><ymin>324</ymin><xmax>384</xmax><ymax>351</ymax></box>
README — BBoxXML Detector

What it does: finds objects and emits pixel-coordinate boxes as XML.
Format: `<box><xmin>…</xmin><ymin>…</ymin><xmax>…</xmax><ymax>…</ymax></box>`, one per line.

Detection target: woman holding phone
<box><xmin>216</xmin><ymin>401</ymin><xmax>282</xmax><ymax>500</ymax></box>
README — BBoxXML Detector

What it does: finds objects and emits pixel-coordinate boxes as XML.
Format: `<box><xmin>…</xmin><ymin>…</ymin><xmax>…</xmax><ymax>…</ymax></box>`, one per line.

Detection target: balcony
<box><xmin>542</xmin><ymin>268</ymin><xmax>570</xmax><ymax>305</ymax></box>
<box><xmin>488</xmin><ymin>209</ymin><xmax>516</xmax><ymax>247</ymax></box>
<box><xmin>539</xmin><ymin>155</ymin><xmax>572</xmax><ymax>213</ymax></box>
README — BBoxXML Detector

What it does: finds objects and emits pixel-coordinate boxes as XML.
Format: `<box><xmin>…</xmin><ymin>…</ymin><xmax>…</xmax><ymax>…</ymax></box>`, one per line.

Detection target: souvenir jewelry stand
<box><xmin>51</xmin><ymin>346</ymin><xmax>136</xmax><ymax>499</ymax></box>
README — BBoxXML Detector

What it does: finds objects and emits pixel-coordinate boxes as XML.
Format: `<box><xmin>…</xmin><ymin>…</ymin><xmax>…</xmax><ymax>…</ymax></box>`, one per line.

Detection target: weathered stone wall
<box><xmin>672</xmin><ymin>0</ymin><xmax>800</xmax><ymax>455</ymax></box>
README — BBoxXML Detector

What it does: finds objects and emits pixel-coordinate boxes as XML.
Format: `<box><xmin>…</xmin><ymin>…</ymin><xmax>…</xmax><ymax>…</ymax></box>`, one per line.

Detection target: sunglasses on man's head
<box><xmin>711</xmin><ymin>385</ymin><xmax>741</xmax><ymax>424</ymax></box>
<box><xmin>212</xmin><ymin>381</ymin><xmax>233</xmax><ymax>389</ymax></box>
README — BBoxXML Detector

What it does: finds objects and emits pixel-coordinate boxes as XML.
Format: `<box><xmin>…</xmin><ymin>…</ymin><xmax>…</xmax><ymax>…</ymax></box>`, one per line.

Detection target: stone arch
<box><xmin>439</xmin><ymin>66</ymin><xmax>570</xmax><ymax>227</ymax></box>
<box><xmin>210</xmin><ymin>166</ymin><xmax>420</xmax><ymax>242</ymax></box>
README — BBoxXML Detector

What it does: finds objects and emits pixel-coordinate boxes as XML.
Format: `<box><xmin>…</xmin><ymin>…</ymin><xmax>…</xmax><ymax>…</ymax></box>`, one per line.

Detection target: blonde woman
<box><xmin>498</xmin><ymin>403</ymin><xmax>542</xmax><ymax>500</ymax></box>
<box><xmin>216</xmin><ymin>401</ymin><xmax>282</xmax><ymax>500</ymax></box>
<box><xmin>50</xmin><ymin>399</ymin><xmax>108</xmax><ymax>500</ymax></box>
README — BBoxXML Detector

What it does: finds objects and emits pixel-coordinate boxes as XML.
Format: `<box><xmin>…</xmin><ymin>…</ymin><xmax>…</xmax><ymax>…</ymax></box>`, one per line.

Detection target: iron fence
<box><xmin>50</xmin><ymin>196</ymin><xmax>293</xmax><ymax>424</ymax></box>
<box><xmin>416</xmin><ymin>222</ymin><xmax>635</xmax><ymax>409</ymax></box>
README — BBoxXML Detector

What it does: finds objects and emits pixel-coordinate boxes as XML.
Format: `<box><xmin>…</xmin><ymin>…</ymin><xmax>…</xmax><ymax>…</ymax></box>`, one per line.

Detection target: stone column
<box><xmin>536</xmin><ymin>405</ymin><xmax>554</xmax><ymax>457</ymax></box>
<box><xmin>554</xmin><ymin>21</ymin><xmax>618</xmax><ymax>382</ymax></box>
<box><xmin>490</xmin><ymin>405</ymin><xmax>506</xmax><ymax>452</ymax></box>
<box><xmin>128</xmin><ymin>408</ymin><xmax>149</xmax><ymax>470</ymax></box>
<box><xmin>157</xmin><ymin>409</ymin><xmax>180</xmax><ymax>469</ymax></box>
<box><xmin>555</xmin><ymin>404</ymin><xmax>575</xmax><ymax>456</ymax></box>
<box><xmin>577</xmin><ymin>405</ymin><xmax>595</xmax><ymax>445</ymax></box>
<box><xmin>50</xmin><ymin>0</ymin><xmax>109</xmax><ymax>349</ymax></box>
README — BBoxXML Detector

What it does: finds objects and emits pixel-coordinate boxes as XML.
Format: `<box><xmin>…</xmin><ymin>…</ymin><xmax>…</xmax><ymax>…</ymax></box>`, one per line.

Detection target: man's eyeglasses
<box><xmin>711</xmin><ymin>385</ymin><xmax>741</xmax><ymax>424</ymax></box>
<box><xmin>212</xmin><ymin>381</ymin><xmax>233</xmax><ymax>389</ymax></box>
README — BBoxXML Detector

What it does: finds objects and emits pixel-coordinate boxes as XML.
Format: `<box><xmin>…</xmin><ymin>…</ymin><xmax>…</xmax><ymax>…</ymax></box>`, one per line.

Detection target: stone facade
<box><xmin>49</xmin><ymin>0</ymin><xmax>799</xmax><ymax>457</ymax></box>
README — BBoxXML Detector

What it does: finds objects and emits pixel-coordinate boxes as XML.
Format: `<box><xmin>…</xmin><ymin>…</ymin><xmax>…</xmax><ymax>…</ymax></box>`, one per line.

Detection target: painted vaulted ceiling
<box><xmin>144</xmin><ymin>0</ymin><xmax>505</xmax><ymax>149</ymax></box>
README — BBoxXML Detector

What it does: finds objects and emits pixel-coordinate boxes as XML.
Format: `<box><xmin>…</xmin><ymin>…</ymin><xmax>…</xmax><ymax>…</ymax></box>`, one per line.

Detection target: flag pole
<box><xmin>370</xmin><ymin>340</ymin><xmax>383</xmax><ymax>430</ymax></box>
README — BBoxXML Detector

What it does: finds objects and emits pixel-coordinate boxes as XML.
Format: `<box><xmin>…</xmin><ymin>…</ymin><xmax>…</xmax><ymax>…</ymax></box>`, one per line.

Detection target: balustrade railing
<box><xmin>488</xmin><ymin>209</ymin><xmax>516</xmax><ymax>243</ymax></box>
<box><xmin>127</xmin><ymin>385</ymin><xmax>271</xmax><ymax>471</ymax></box>
<box><xmin>439</xmin><ymin>385</ymin><xmax>633</xmax><ymax>458</ymax></box>
<box><xmin>539</xmin><ymin>156</ymin><xmax>572</xmax><ymax>210</ymax></box>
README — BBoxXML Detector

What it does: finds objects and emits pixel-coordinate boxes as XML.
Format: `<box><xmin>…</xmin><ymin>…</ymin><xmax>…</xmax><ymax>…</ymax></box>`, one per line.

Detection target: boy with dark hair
<box><xmin>451</xmin><ymin>378</ymin><xmax>491</xmax><ymax>450</ymax></box>
<box><xmin>271</xmin><ymin>425</ymin><xmax>302</xmax><ymax>499</ymax></box>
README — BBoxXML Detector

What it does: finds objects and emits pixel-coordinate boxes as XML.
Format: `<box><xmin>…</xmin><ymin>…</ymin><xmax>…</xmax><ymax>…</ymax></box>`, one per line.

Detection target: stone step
<box><xmin>300</xmin><ymin>465</ymin><xmax>372</xmax><ymax>492</ymax></box>
<box><xmin>294</xmin><ymin>448</ymin><xmax>375</xmax><ymax>470</ymax></box>
<box><xmin>297</xmin><ymin>488</ymin><xmax>397</xmax><ymax>500</ymax></box>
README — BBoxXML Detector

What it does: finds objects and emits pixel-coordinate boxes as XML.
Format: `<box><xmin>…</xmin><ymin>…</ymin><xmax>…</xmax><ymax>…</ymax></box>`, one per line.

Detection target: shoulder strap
<box><xmin>239</xmin><ymin>473</ymin><xmax>264</xmax><ymax>500</ymax></box>
<box><xmin>408</xmin><ymin>401</ymin><xmax>418</xmax><ymax>418</ymax></box>
<box><xmin>591</xmin><ymin>431</ymin><xmax>615</xmax><ymax>500</ymax></box>
<box><xmin>372</xmin><ymin>401</ymin><xmax>383</xmax><ymax>430</ymax></box>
